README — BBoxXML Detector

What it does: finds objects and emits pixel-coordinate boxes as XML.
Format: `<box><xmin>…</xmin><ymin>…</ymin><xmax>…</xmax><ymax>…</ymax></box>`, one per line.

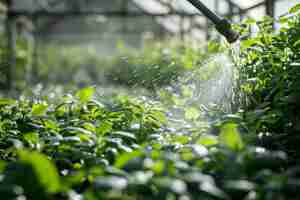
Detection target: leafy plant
<box><xmin>234</xmin><ymin>4</ymin><xmax>300</xmax><ymax>160</ymax></box>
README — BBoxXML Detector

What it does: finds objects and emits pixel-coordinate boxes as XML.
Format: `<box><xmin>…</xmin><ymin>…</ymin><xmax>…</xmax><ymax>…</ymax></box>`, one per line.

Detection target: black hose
<box><xmin>186</xmin><ymin>0</ymin><xmax>222</xmax><ymax>24</ymax></box>
<box><xmin>186</xmin><ymin>0</ymin><xmax>239</xmax><ymax>43</ymax></box>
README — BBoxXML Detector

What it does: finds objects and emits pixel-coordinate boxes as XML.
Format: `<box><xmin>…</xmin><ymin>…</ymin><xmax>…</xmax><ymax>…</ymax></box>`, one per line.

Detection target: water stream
<box><xmin>163</xmin><ymin>42</ymin><xmax>241</xmax><ymax>134</ymax></box>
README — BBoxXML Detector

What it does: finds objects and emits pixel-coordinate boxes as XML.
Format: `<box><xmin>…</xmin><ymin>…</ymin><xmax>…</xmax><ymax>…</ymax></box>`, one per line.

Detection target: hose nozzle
<box><xmin>215</xmin><ymin>19</ymin><xmax>240</xmax><ymax>43</ymax></box>
<box><xmin>186</xmin><ymin>0</ymin><xmax>239</xmax><ymax>43</ymax></box>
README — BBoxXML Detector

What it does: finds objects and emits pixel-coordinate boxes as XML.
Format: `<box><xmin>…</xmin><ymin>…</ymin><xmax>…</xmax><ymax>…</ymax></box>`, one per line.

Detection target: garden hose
<box><xmin>186</xmin><ymin>0</ymin><xmax>239</xmax><ymax>43</ymax></box>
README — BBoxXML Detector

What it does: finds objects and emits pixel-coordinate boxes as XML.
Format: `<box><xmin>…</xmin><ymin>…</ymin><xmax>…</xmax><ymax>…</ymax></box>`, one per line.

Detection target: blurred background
<box><xmin>0</xmin><ymin>0</ymin><xmax>298</xmax><ymax>92</ymax></box>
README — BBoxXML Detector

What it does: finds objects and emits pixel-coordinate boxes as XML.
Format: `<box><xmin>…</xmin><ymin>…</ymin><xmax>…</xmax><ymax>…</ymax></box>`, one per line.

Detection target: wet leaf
<box><xmin>31</xmin><ymin>103</ymin><xmax>48</xmax><ymax>116</ymax></box>
<box><xmin>114</xmin><ymin>150</ymin><xmax>143</xmax><ymax>168</ymax></box>
<box><xmin>200</xmin><ymin>182</ymin><xmax>229</xmax><ymax>199</ymax></box>
<box><xmin>0</xmin><ymin>98</ymin><xmax>16</xmax><ymax>106</ymax></box>
<box><xmin>94</xmin><ymin>176</ymin><xmax>128</xmax><ymax>190</ymax></box>
<box><xmin>18</xmin><ymin>150</ymin><xmax>60</xmax><ymax>193</ymax></box>
<box><xmin>219</xmin><ymin>123</ymin><xmax>244</xmax><ymax>151</ymax></box>
<box><xmin>197</xmin><ymin>135</ymin><xmax>219</xmax><ymax>147</ymax></box>
<box><xmin>76</xmin><ymin>86</ymin><xmax>95</xmax><ymax>103</ymax></box>
<box><xmin>112</xmin><ymin>131</ymin><xmax>137</xmax><ymax>141</ymax></box>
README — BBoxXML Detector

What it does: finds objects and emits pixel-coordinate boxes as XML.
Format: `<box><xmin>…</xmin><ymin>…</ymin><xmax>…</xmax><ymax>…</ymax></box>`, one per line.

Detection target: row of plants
<box><xmin>1</xmin><ymin>36</ymin><xmax>222</xmax><ymax>91</ymax></box>
<box><xmin>0</xmin><ymin>86</ymin><xmax>299</xmax><ymax>200</ymax></box>
<box><xmin>38</xmin><ymin>41</ymin><xmax>225</xmax><ymax>90</ymax></box>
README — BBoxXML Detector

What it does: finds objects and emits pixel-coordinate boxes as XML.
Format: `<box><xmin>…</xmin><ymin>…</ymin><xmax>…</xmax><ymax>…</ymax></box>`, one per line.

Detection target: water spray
<box><xmin>186</xmin><ymin>0</ymin><xmax>239</xmax><ymax>43</ymax></box>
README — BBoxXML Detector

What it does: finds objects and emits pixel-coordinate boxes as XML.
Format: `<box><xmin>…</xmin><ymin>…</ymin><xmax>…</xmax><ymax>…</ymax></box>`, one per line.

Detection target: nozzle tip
<box><xmin>225</xmin><ymin>29</ymin><xmax>240</xmax><ymax>43</ymax></box>
<box><xmin>216</xmin><ymin>19</ymin><xmax>240</xmax><ymax>43</ymax></box>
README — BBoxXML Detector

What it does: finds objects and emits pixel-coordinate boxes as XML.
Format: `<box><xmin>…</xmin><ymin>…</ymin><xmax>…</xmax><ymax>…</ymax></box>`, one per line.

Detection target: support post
<box><xmin>265</xmin><ymin>0</ymin><xmax>275</xmax><ymax>18</ymax></box>
<box><xmin>32</xmin><ymin>16</ymin><xmax>39</xmax><ymax>84</ymax></box>
<box><xmin>121</xmin><ymin>0</ymin><xmax>128</xmax><ymax>34</ymax></box>
<box><xmin>179</xmin><ymin>16</ymin><xmax>185</xmax><ymax>43</ymax></box>
<box><xmin>5</xmin><ymin>0</ymin><xmax>17</xmax><ymax>90</ymax></box>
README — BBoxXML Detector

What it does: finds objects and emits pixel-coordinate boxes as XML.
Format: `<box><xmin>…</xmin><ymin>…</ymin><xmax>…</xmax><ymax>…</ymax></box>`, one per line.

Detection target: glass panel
<box><xmin>275</xmin><ymin>0</ymin><xmax>299</xmax><ymax>17</ymax></box>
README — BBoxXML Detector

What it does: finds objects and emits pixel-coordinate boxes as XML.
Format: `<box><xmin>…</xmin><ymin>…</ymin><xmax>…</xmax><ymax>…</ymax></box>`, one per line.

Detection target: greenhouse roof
<box><xmin>9</xmin><ymin>0</ymin><xmax>298</xmax><ymax>16</ymax></box>
<box><xmin>7</xmin><ymin>0</ymin><xmax>299</xmax><ymax>40</ymax></box>
<box><xmin>10</xmin><ymin>0</ymin><xmax>257</xmax><ymax>14</ymax></box>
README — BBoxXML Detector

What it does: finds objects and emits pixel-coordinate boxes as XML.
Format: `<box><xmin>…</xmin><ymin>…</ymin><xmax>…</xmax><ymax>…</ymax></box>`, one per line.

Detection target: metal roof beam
<box><xmin>9</xmin><ymin>10</ymin><xmax>205</xmax><ymax>17</ymax></box>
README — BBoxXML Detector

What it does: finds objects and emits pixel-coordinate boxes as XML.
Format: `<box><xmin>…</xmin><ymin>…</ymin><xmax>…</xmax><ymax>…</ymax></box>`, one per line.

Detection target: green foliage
<box><xmin>0</xmin><ymin>85</ymin><xmax>299</xmax><ymax>199</ymax></box>
<box><xmin>235</xmin><ymin>6</ymin><xmax>300</xmax><ymax>160</ymax></box>
<box><xmin>33</xmin><ymin>42</ymin><xmax>211</xmax><ymax>90</ymax></box>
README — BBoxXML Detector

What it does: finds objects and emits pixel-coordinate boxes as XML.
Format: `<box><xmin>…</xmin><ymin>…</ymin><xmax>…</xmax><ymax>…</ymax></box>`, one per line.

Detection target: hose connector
<box><xmin>215</xmin><ymin>19</ymin><xmax>240</xmax><ymax>43</ymax></box>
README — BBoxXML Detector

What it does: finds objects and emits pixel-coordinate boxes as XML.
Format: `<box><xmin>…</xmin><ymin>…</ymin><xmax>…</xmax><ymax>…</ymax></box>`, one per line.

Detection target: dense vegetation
<box><xmin>4</xmin><ymin>40</ymin><xmax>219</xmax><ymax>90</ymax></box>
<box><xmin>235</xmin><ymin>7</ymin><xmax>300</xmax><ymax>162</ymax></box>
<box><xmin>0</xmin><ymin>4</ymin><xmax>300</xmax><ymax>200</ymax></box>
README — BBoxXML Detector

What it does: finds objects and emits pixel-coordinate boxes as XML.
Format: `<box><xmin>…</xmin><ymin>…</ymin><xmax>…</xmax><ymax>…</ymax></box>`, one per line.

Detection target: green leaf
<box><xmin>18</xmin><ymin>150</ymin><xmax>60</xmax><ymax>193</ymax></box>
<box><xmin>44</xmin><ymin>119</ymin><xmax>59</xmax><ymax>130</ymax></box>
<box><xmin>172</xmin><ymin>135</ymin><xmax>190</xmax><ymax>144</ymax></box>
<box><xmin>76</xmin><ymin>86</ymin><xmax>95</xmax><ymax>103</ymax></box>
<box><xmin>0</xmin><ymin>161</ymin><xmax>6</xmax><ymax>172</ymax></box>
<box><xmin>112</xmin><ymin>131</ymin><xmax>137</xmax><ymax>141</ymax></box>
<box><xmin>23</xmin><ymin>132</ymin><xmax>39</xmax><ymax>145</ymax></box>
<box><xmin>244</xmin><ymin>18</ymin><xmax>256</xmax><ymax>25</ymax></box>
<box><xmin>197</xmin><ymin>135</ymin><xmax>219</xmax><ymax>147</ymax></box>
<box><xmin>150</xmin><ymin>110</ymin><xmax>167</xmax><ymax>124</ymax></box>
<box><xmin>153</xmin><ymin>178</ymin><xmax>187</xmax><ymax>194</ymax></box>
<box><xmin>241</xmin><ymin>38</ymin><xmax>261</xmax><ymax>50</ymax></box>
<box><xmin>289</xmin><ymin>3</ymin><xmax>300</xmax><ymax>14</ymax></box>
<box><xmin>82</xmin><ymin>122</ymin><xmax>96</xmax><ymax>132</ymax></box>
<box><xmin>96</xmin><ymin>120</ymin><xmax>113</xmax><ymax>135</ymax></box>
<box><xmin>0</xmin><ymin>98</ymin><xmax>16</xmax><ymax>106</ymax></box>
<box><xmin>224</xmin><ymin>180</ymin><xmax>256</xmax><ymax>191</ymax></box>
<box><xmin>31</xmin><ymin>103</ymin><xmax>48</xmax><ymax>116</ymax></box>
<box><xmin>114</xmin><ymin>150</ymin><xmax>143</xmax><ymax>168</ymax></box>
<box><xmin>294</xmin><ymin>39</ymin><xmax>300</xmax><ymax>47</ymax></box>
<box><xmin>94</xmin><ymin>176</ymin><xmax>128</xmax><ymax>190</ymax></box>
<box><xmin>63</xmin><ymin>136</ymin><xmax>81</xmax><ymax>143</ymax></box>
<box><xmin>64</xmin><ymin>126</ymin><xmax>94</xmax><ymax>136</ymax></box>
<box><xmin>200</xmin><ymin>181</ymin><xmax>229</xmax><ymax>199</ymax></box>
<box><xmin>279</xmin><ymin>16</ymin><xmax>289</xmax><ymax>24</ymax></box>
<box><xmin>219</xmin><ymin>123</ymin><xmax>244</xmax><ymax>151</ymax></box>
<box><xmin>145</xmin><ymin>159</ymin><xmax>165</xmax><ymax>174</ymax></box>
